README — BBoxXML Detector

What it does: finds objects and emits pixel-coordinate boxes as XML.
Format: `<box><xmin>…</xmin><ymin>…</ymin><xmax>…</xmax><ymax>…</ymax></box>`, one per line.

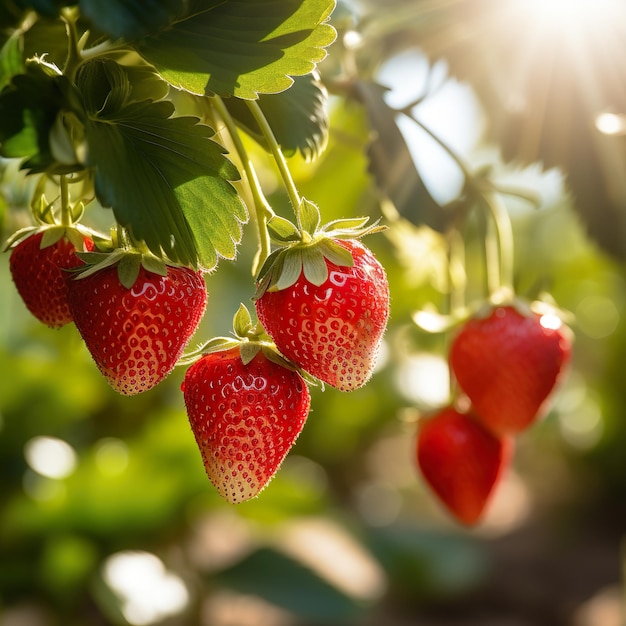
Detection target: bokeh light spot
<box><xmin>24</xmin><ymin>436</ymin><xmax>77</xmax><ymax>480</ymax></box>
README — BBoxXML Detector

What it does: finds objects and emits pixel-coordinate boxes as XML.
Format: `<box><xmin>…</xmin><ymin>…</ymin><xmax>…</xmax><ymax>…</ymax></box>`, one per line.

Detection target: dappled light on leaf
<box><xmin>135</xmin><ymin>0</ymin><xmax>337</xmax><ymax>99</ymax></box>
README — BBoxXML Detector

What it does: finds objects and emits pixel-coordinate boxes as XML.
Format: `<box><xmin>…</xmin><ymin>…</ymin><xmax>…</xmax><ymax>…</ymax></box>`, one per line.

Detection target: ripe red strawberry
<box><xmin>67</xmin><ymin>264</ymin><xmax>207</xmax><ymax>395</ymax></box>
<box><xmin>449</xmin><ymin>305</ymin><xmax>572</xmax><ymax>435</ymax></box>
<box><xmin>182</xmin><ymin>347</ymin><xmax>311</xmax><ymax>503</ymax></box>
<box><xmin>416</xmin><ymin>406</ymin><xmax>513</xmax><ymax>526</ymax></box>
<box><xmin>255</xmin><ymin>238</ymin><xmax>389</xmax><ymax>391</ymax></box>
<box><xmin>9</xmin><ymin>230</ymin><xmax>94</xmax><ymax>328</ymax></box>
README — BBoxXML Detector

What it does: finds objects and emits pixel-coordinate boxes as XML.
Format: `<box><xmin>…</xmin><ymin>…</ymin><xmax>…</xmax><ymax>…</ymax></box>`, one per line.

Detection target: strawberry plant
<box><xmin>0</xmin><ymin>0</ymin><xmax>576</xmax><ymax>518</ymax></box>
<box><xmin>4</xmin><ymin>2</ymin><xmax>622</xmax><ymax>624</ymax></box>
<box><xmin>406</xmin><ymin>111</ymin><xmax>574</xmax><ymax>522</ymax></box>
<box><xmin>0</xmin><ymin>0</ymin><xmax>395</xmax><ymax>502</ymax></box>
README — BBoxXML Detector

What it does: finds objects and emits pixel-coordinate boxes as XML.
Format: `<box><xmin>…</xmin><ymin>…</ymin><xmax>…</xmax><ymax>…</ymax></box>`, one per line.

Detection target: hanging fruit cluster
<box><xmin>413</xmin><ymin>184</ymin><xmax>573</xmax><ymax>526</ymax></box>
<box><xmin>417</xmin><ymin>303</ymin><xmax>572</xmax><ymax>526</ymax></box>
<box><xmin>1</xmin><ymin>2</ymin><xmax>396</xmax><ymax>504</ymax></box>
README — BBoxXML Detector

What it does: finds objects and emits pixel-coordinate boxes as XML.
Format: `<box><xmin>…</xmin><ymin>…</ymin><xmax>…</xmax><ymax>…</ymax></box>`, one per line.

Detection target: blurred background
<box><xmin>2</xmin><ymin>0</ymin><xmax>626</xmax><ymax>624</ymax></box>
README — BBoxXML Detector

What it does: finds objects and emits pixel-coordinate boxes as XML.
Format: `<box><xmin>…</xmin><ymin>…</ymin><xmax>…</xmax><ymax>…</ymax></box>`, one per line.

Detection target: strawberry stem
<box><xmin>399</xmin><ymin>109</ymin><xmax>474</xmax><ymax>182</ymax></box>
<box><xmin>245</xmin><ymin>100</ymin><xmax>303</xmax><ymax>223</ymax></box>
<box><xmin>478</xmin><ymin>200</ymin><xmax>501</xmax><ymax>298</ymax></box>
<box><xmin>480</xmin><ymin>189</ymin><xmax>515</xmax><ymax>301</ymax></box>
<box><xmin>396</xmin><ymin>105</ymin><xmax>515</xmax><ymax>302</ymax></box>
<box><xmin>446</xmin><ymin>228</ymin><xmax>465</xmax><ymax>401</ymax></box>
<box><xmin>447</xmin><ymin>227</ymin><xmax>466</xmax><ymax>315</ymax></box>
<box><xmin>210</xmin><ymin>96</ymin><xmax>275</xmax><ymax>274</ymax></box>
<box><xmin>61</xmin><ymin>8</ymin><xmax>82</xmax><ymax>81</ymax></box>
<box><xmin>59</xmin><ymin>174</ymin><xmax>72</xmax><ymax>227</ymax></box>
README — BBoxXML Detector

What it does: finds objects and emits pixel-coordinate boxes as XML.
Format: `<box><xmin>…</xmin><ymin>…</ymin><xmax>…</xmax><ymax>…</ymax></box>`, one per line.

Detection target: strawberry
<box><xmin>255</xmin><ymin>238</ymin><xmax>389</xmax><ymax>391</ymax></box>
<box><xmin>416</xmin><ymin>406</ymin><xmax>513</xmax><ymax>526</ymax></box>
<box><xmin>67</xmin><ymin>263</ymin><xmax>207</xmax><ymax>395</ymax></box>
<box><xmin>182</xmin><ymin>346</ymin><xmax>310</xmax><ymax>503</ymax></box>
<box><xmin>449</xmin><ymin>305</ymin><xmax>572</xmax><ymax>435</ymax></box>
<box><xmin>8</xmin><ymin>230</ymin><xmax>94</xmax><ymax>328</ymax></box>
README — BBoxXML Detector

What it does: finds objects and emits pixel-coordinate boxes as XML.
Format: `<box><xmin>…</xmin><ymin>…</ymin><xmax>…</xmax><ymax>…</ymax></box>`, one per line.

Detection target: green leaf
<box><xmin>14</xmin><ymin>0</ymin><xmax>69</xmax><ymax>18</ymax></box>
<box><xmin>0</xmin><ymin>31</ymin><xmax>23</xmax><ymax>93</ymax></box>
<box><xmin>79</xmin><ymin>0</ymin><xmax>186</xmax><ymax>40</ymax></box>
<box><xmin>78</xmin><ymin>57</ymin><xmax>169</xmax><ymax>113</ymax></box>
<box><xmin>140</xmin><ymin>254</ymin><xmax>168</xmax><ymax>276</ymax></box>
<box><xmin>0</xmin><ymin>60</ymin><xmax>83</xmax><ymax>173</ymax></box>
<box><xmin>224</xmin><ymin>72</ymin><xmax>329</xmax><ymax>160</ymax></box>
<box><xmin>22</xmin><ymin>16</ymin><xmax>69</xmax><ymax>71</ymax></box>
<box><xmin>78</xmin><ymin>59</ymin><xmax>247</xmax><ymax>269</ymax></box>
<box><xmin>216</xmin><ymin>547</ymin><xmax>361</xmax><ymax>622</ymax></box>
<box><xmin>355</xmin><ymin>81</ymin><xmax>451</xmax><ymax>232</ymax></box>
<box><xmin>134</xmin><ymin>0</ymin><xmax>337</xmax><ymax>99</ymax></box>
<box><xmin>0</xmin><ymin>3</ymin><xmax>26</xmax><ymax>30</ymax></box>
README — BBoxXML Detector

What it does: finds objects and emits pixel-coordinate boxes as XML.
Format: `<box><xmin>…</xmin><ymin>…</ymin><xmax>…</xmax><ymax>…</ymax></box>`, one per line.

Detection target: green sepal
<box><xmin>260</xmin><ymin>345</ymin><xmax>321</xmax><ymax>387</ymax></box>
<box><xmin>178</xmin><ymin>336</ymin><xmax>241</xmax><ymax>366</ymax></box>
<box><xmin>39</xmin><ymin>225</ymin><xmax>67</xmax><ymax>248</ymax></box>
<box><xmin>298</xmin><ymin>198</ymin><xmax>321</xmax><ymax>234</ymax></box>
<box><xmin>317</xmin><ymin>238</ymin><xmax>353</xmax><ymax>268</ymax></box>
<box><xmin>117</xmin><ymin>253</ymin><xmax>142</xmax><ymax>289</ymax></box>
<box><xmin>321</xmin><ymin>217</ymin><xmax>370</xmax><ymax>233</ymax></box>
<box><xmin>233</xmin><ymin>302</ymin><xmax>253</xmax><ymax>337</ymax></box>
<box><xmin>73</xmin><ymin>247</ymin><xmax>176</xmax><ymax>288</ymax></box>
<box><xmin>276</xmin><ymin>247</ymin><xmax>303</xmax><ymax>291</ymax></box>
<box><xmin>260</xmin><ymin>344</ymin><xmax>296</xmax><ymax>372</ymax></box>
<box><xmin>71</xmin><ymin>200</ymin><xmax>85</xmax><ymax>224</ymax></box>
<box><xmin>179</xmin><ymin>302</ymin><xmax>305</xmax><ymax>376</ymax></box>
<box><xmin>255</xmin><ymin>247</ymin><xmax>284</xmax><ymax>285</ymax></box>
<box><xmin>74</xmin><ymin>251</ymin><xmax>113</xmax><ymax>265</ymax></box>
<box><xmin>321</xmin><ymin>217</ymin><xmax>387</xmax><ymax>239</ymax></box>
<box><xmin>37</xmin><ymin>196</ymin><xmax>57</xmax><ymax>225</ymax></box>
<box><xmin>2</xmin><ymin>225</ymin><xmax>40</xmax><ymax>251</ymax></box>
<box><xmin>256</xmin><ymin>196</ymin><xmax>387</xmax><ymax>297</ymax></box>
<box><xmin>301</xmin><ymin>244</ymin><xmax>328</xmax><ymax>286</ymax></box>
<box><xmin>239</xmin><ymin>341</ymin><xmax>261</xmax><ymax>366</ymax></box>
<box><xmin>140</xmin><ymin>254</ymin><xmax>168</xmax><ymax>277</ymax></box>
<box><xmin>267</xmin><ymin>215</ymin><xmax>301</xmax><ymax>244</ymax></box>
<box><xmin>64</xmin><ymin>226</ymin><xmax>89</xmax><ymax>252</ymax></box>
<box><xmin>72</xmin><ymin>249</ymin><xmax>126</xmax><ymax>280</ymax></box>
<box><xmin>2</xmin><ymin>223</ymin><xmax>95</xmax><ymax>253</ymax></box>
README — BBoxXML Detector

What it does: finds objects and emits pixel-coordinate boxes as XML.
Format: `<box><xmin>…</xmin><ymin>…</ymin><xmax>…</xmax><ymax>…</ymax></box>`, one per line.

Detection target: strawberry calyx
<box><xmin>72</xmin><ymin>247</ymin><xmax>169</xmax><ymax>289</ymax></box>
<box><xmin>180</xmin><ymin>304</ymin><xmax>318</xmax><ymax>385</ymax></box>
<box><xmin>254</xmin><ymin>198</ymin><xmax>386</xmax><ymax>298</ymax></box>
<box><xmin>3</xmin><ymin>179</ymin><xmax>104</xmax><ymax>254</ymax></box>
<box><xmin>2</xmin><ymin>222</ymin><xmax>99</xmax><ymax>255</ymax></box>
<box><xmin>69</xmin><ymin>226</ymin><xmax>178</xmax><ymax>289</ymax></box>
<box><xmin>413</xmin><ymin>290</ymin><xmax>573</xmax><ymax>335</ymax></box>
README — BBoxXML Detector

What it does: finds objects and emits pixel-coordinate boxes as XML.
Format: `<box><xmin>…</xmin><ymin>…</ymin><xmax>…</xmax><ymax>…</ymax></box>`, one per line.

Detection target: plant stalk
<box><xmin>245</xmin><ymin>100</ymin><xmax>302</xmax><ymax>221</ymax></box>
<box><xmin>59</xmin><ymin>175</ymin><xmax>72</xmax><ymax>227</ymax></box>
<box><xmin>210</xmin><ymin>96</ymin><xmax>275</xmax><ymax>274</ymax></box>
<box><xmin>480</xmin><ymin>190</ymin><xmax>515</xmax><ymax>300</ymax></box>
